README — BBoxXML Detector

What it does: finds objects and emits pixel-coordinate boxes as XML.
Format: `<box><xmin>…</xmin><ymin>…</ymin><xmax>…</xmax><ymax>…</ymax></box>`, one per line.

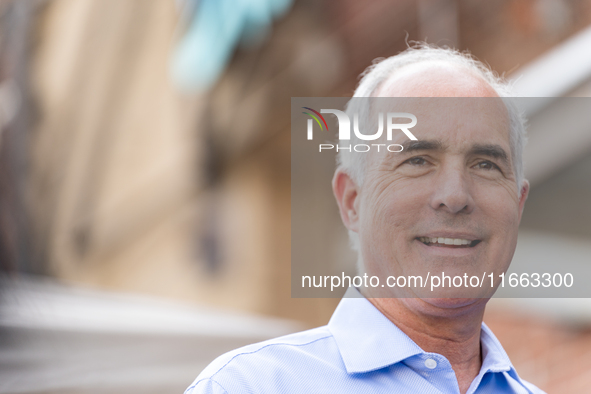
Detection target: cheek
<box><xmin>477</xmin><ymin>186</ymin><xmax>521</xmax><ymax>230</ymax></box>
<box><xmin>362</xmin><ymin>185</ymin><xmax>409</xmax><ymax>234</ymax></box>
<box><xmin>475</xmin><ymin>187</ymin><xmax>521</xmax><ymax>267</ymax></box>
<box><xmin>359</xmin><ymin>180</ymin><xmax>427</xmax><ymax>258</ymax></box>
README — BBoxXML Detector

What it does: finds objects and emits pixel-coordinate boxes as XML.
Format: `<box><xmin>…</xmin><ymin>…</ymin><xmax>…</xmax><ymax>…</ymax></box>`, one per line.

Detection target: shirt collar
<box><xmin>328</xmin><ymin>287</ymin><xmax>423</xmax><ymax>373</ymax></box>
<box><xmin>328</xmin><ymin>287</ymin><xmax>516</xmax><ymax>377</ymax></box>
<box><xmin>479</xmin><ymin>321</ymin><xmax>513</xmax><ymax>373</ymax></box>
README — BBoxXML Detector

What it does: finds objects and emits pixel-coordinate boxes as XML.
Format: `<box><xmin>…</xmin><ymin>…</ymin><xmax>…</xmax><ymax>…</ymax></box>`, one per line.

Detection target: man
<box><xmin>185</xmin><ymin>45</ymin><xmax>544</xmax><ymax>394</ymax></box>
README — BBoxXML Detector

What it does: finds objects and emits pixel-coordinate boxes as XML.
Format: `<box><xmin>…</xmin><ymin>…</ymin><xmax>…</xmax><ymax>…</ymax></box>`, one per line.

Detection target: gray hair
<box><xmin>338</xmin><ymin>43</ymin><xmax>527</xmax><ymax>252</ymax></box>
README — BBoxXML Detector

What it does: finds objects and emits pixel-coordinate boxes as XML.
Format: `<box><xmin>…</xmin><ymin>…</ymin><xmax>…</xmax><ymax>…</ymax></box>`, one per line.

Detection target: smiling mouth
<box><xmin>417</xmin><ymin>237</ymin><xmax>481</xmax><ymax>247</ymax></box>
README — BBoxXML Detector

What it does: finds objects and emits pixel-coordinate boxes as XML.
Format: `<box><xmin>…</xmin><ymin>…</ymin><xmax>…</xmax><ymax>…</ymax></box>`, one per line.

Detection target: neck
<box><xmin>366</xmin><ymin>296</ymin><xmax>486</xmax><ymax>394</ymax></box>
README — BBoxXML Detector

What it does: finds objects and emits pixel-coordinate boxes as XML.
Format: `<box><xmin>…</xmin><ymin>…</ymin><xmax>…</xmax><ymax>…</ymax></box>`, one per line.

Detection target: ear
<box><xmin>332</xmin><ymin>168</ymin><xmax>361</xmax><ymax>232</ymax></box>
<box><xmin>517</xmin><ymin>179</ymin><xmax>530</xmax><ymax>222</ymax></box>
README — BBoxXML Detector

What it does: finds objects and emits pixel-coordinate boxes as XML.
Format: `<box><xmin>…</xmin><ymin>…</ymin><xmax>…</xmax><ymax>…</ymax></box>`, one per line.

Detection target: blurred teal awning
<box><xmin>171</xmin><ymin>0</ymin><xmax>293</xmax><ymax>93</ymax></box>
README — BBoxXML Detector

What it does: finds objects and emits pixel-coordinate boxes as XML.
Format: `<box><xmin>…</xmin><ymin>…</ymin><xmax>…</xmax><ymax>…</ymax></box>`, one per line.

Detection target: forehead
<box><xmin>402</xmin><ymin>97</ymin><xmax>508</xmax><ymax>141</ymax></box>
<box><xmin>365</xmin><ymin>62</ymin><xmax>511</xmax><ymax>163</ymax></box>
<box><xmin>375</xmin><ymin>62</ymin><xmax>499</xmax><ymax>99</ymax></box>
<box><xmin>363</xmin><ymin>97</ymin><xmax>511</xmax><ymax>169</ymax></box>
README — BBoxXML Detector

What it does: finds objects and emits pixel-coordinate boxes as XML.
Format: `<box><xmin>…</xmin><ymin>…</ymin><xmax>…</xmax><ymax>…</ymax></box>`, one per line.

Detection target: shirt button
<box><xmin>424</xmin><ymin>358</ymin><xmax>437</xmax><ymax>369</ymax></box>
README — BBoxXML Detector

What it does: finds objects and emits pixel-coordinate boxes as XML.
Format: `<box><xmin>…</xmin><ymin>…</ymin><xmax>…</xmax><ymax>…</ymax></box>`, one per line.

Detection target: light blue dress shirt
<box><xmin>185</xmin><ymin>289</ymin><xmax>545</xmax><ymax>394</ymax></box>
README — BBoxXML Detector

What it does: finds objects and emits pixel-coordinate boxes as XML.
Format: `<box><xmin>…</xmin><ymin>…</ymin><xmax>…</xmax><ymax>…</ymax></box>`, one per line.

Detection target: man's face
<box><xmin>334</xmin><ymin>65</ymin><xmax>530</xmax><ymax>309</ymax></box>
<box><xmin>353</xmin><ymin>97</ymin><xmax>527</xmax><ymax>302</ymax></box>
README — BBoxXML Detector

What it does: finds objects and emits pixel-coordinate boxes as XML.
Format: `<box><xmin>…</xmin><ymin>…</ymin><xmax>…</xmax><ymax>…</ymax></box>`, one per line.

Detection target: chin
<box><xmin>367</xmin><ymin>291</ymin><xmax>490</xmax><ymax>320</ymax></box>
<box><xmin>406</xmin><ymin>297</ymin><xmax>489</xmax><ymax>317</ymax></box>
<box><xmin>422</xmin><ymin>297</ymin><xmax>480</xmax><ymax>309</ymax></box>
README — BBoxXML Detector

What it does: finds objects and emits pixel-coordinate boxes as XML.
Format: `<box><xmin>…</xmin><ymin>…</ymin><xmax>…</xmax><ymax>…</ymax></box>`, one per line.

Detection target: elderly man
<box><xmin>185</xmin><ymin>46</ymin><xmax>544</xmax><ymax>394</ymax></box>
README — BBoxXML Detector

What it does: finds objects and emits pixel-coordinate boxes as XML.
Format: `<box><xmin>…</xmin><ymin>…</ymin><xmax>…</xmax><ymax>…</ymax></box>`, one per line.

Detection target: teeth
<box><xmin>419</xmin><ymin>237</ymin><xmax>473</xmax><ymax>246</ymax></box>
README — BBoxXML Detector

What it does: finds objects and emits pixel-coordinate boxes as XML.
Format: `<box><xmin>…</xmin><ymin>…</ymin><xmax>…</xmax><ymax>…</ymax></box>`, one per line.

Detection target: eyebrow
<box><xmin>469</xmin><ymin>144</ymin><xmax>510</xmax><ymax>166</ymax></box>
<box><xmin>401</xmin><ymin>140</ymin><xmax>444</xmax><ymax>152</ymax></box>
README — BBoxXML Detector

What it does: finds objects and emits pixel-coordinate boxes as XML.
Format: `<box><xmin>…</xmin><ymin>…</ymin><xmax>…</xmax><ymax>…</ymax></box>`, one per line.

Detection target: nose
<box><xmin>429</xmin><ymin>165</ymin><xmax>475</xmax><ymax>214</ymax></box>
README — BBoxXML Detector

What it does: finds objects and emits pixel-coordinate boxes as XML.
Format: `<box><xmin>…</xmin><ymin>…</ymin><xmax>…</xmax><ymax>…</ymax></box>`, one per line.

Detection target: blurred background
<box><xmin>1</xmin><ymin>0</ymin><xmax>591</xmax><ymax>392</ymax></box>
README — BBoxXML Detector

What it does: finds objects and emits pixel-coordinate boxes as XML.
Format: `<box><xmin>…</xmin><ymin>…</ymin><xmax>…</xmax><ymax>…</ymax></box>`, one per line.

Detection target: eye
<box><xmin>474</xmin><ymin>161</ymin><xmax>500</xmax><ymax>171</ymax></box>
<box><xmin>405</xmin><ymin>156</ymin><xmax>428</xmax><ymax>166</ymax></box>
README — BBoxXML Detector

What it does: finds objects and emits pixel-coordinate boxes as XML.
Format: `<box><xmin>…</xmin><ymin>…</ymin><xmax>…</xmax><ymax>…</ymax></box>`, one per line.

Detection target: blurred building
<box><xmin>1</xmin><ymin>0</ymin><xmax>591</xmax><ymax>393</ymax></box>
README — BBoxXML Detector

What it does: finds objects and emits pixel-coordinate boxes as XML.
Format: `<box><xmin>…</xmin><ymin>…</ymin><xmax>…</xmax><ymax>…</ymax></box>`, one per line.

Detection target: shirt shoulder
<box><xmin>185</xmin><ymin>326</ymin><xmax>341</xmax><ymax>394</ymax></box>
